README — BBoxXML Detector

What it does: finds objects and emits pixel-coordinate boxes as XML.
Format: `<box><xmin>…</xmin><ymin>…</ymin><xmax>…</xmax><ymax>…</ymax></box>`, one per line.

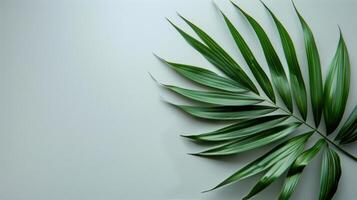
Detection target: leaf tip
<box><xmin>153</xmin><ymin>53</ymin><xmax>168</xmax><ymax>64</ymax></box>
<box><xmin>291</xmin><ymin>0</ymin><xmax>297</xmax><ymax>10</ymax></box>
<box><xmin>166</xmin><ymin>17</ymin><xmax>176</xmax><ymax>28</ymax></box>
<box><xmin>152</xmin><ymin>52</ymin><xmax>160</xmax><ymax>59</ymax></box>
<box><xmin>259</xmin><ymin>0</ymin><xmax>274</xmax><ymax>17</ymax></box>
<box><xmin>202</xmin><ymin>184</ymin><xmax>221</xmax><ymax>193</ymax></box>
<box><xmin>187</xmin><ymin>152</ymin><xmax>202</xmax><ymax>156</ymax></box>
<box><xmin>337</xmin><ymin>26</ymin><xmax>346</xmax><ymax>43</ymax></box>
<box><xmin>201</xmin><ymin>188</ymin><xmax>213</xmax><ymax>193</ymax></box>
<box><xmin>148</xmin><ymin>72</ymin><xmax>157</xmax><ymax>82</ymax></box>
<box><xmin>231</xmin><ymin>1</ymin><xmax>244</xmax><ymax>13</ymax></box>
<box><xmin>292</xmin><ymin>1</ymin><xmax>304</xmax><ymax>21</ymax></box>
<box><xmin>176</xmin><ymin>11</ymin><xmax>183</xmax><ymax>19</ymax></box>
<box><xmin>337</xmin><ymin>26</ymin><xmax>347</xmax><ymax>44</ymax></box>
<box><xmin>177</xmin><ymin>12</ymin><xmax>190</xmax><ymax>25</ymax></box>
<box><xmin>258</xmin><ymin>0</ymin><xmax>267</xmax><ymax>8</ymax></box>
<box><xmin>162</xmin><ymin>100</ymin><xmax>179</xmax><ymax>108</ymax></box>
<box><xmin>180</xmin><ymin>134</ymin><xmax>196</xmax><ymax>139</ymax></box>
<box><xmin>212</xmin><ymin>1</ymin><xmax>220</xmax><ymax>10</ymax></box>
<box><xmin>148</xmin><ymin>73</ymin><xmax>167</xmax><ymax>89</ymax></box>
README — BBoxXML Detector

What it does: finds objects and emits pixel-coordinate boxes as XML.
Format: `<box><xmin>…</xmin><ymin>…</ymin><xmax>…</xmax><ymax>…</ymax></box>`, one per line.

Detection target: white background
<box><xmin>0</xmin><ymin>0</ymin><xmax>356</xmax><ymax>199</ymax></box>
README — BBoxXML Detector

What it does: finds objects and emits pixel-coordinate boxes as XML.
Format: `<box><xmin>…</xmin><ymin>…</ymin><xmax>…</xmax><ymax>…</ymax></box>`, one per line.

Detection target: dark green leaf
<box><xmin>279</xmin><ymin>139</ymin><xmax>326</xmax><ymax>200</ymax></box>
<box><xmin>219</xmin><ymin>11</ymin><xmax>276</xmax><ymax>102</ymax></box>
<box><xmin>204</xmin><ymin>132</ymin><xmax>313</xmax><ymax>192</ymax></box>
<box><xmin>156</xmin><ymin>4</ymin><xmax>354</xmax><ymax>200</ymax></box>
<box><xmin>319</xmin><ymin>146</ymin><xmax>341</xmax><ymax>200</ymax></box>
<box><xmin>183</xmin><ymin>114</ymin><xmax>289</xmax><ymax>142</ymax></box>
<box><xmin>165</xmin><ymin>85</ymin><xmax>262</xmax><ymax>106</ymax></box>
<box><xmin>167</xmin><ymin>19</ymin><xmax>258</xmax><ymax>93</ymax></box>
<box><xmin>232</xmin><ymin>2</ymin><xmax>293</xmax><ymax>112</ymax></box>
<box><xmin>156</xmin><ymin>56</ymin><xmax>248</xmax><ymax>93</ymax></box>
<box><xmin>263</xmin><ymin>3</ymin><xmax>308</xmax><ymax>120</ymax></box>
<box><xmin>174</xmin><ymin>105</ymin><xmax>277</xmax><ymax>120</ymax></box>
<box><xmin>193</xmin><ymin>122</ymin><xmax>301</xmax><ymax>156</ymax></box>
<box><xmin>243</xmin><ymin>147</ymin><xmax>304</xmax><ymax>200</ymax></box>
<box><xmin>179</xmin><ymin>15</ymin><xmax>258</xmax><ymax>93</ymax></box>
<box><xmin>335</xmin><ymin>106</ymin><xmax>357</xmax><ymax>144</ymax></box>
<box><xmin>323</xmin><ymin>31</ymin><xmax>350</xmax><ymax>134</ymax></box>
<box><xmin>293</xmin><ymin>3</ymin><xmax>323</xmax><ymax>126</ymax></box>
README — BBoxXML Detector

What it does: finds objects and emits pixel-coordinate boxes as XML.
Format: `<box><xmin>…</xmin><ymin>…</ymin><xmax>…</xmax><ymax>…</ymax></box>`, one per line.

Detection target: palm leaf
<box><xmin>243</xmin><ymin>143</ymin><xmax>305</xmax><ymax>200</ymax></box>
<box><xmin>293</xmin><ymin>2</ymin><xmax>324</xmax><ymax>126</ymax></box>
<box><xmin>165</xmin><ymin>85</ymin><xmax>262</xmax><ymax>106</ymax></box>
<box><xmin>157</xmin><ymin>56</ymin><xmax>248</xmax><ymax>93</ymax></box>
<box><xmin>204</xmin><ymin>132</ymin><xmax>312</xmax><ymax>192</ymax></box>
<box><xmin>155</xmin><ymin>1</ymin><xmax>356</xmax><ymax>199</ymax></box>
<box><xmin>167</xmin><ymin>19</ymin><xmax>258</xmax><ymax>93</ymax></box>
<box><xmin>174</xmin><ymin>104</ymin><xmax>276</xmax><ymax>120</ymax></box>
<box><xmin>183</xmin><ymin>114</ymin><xmax>289</xmax><ymax>142</ymax></box>
<box><xmin>193</xmin><ymin>122</ymin><xmax>301</xmax><ymax>156</ymax></box>
<box><xmin>179</xmin><ymin>15</ymin><xmax>257</xmax><ymax>93</ymax></box>
<box><xmin>262</xmin><ymin>3</ymin><xmax>308</xmax><ymax>120</ymax></box>
<box><xmin>335</xmin><ymin>106</ymin><xmax>357</xmax><ymax>144</ymax></box>
<box><xmin>219</xmin><ymin>10</ymin><xmax>276</xmax><ymax>102</ymax></box>
<box><xmin>232</xmin><ymin>2</ymin><xmax>293</xmax><ymax>112</ymax></box>
<box><xmin>319</xmin><ymin>146</ymin><xmax>341</xmax><ymax>200</ymax></box>
<box><xmin>279</xmin><ymin>139</ymin><xmax>326</xmax><ymax>200</ymax></box>
<box><xmin>323</xmin><ymin>31</ymin><xmax>350</xmax><ymax>134</ymax></box>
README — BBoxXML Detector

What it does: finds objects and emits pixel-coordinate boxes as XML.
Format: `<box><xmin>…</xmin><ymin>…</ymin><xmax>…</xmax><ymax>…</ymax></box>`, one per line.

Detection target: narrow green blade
<box><xmin>157</xmin><ymin>57</ymin><xmax>247</xmax><ymax>93</ymax></box>
<box><xmin>243</xmin><ymin>147</ymin><xmax>304</xmax><ymax>200</ymax></box>
<box><xmin>319</xmin><ymin>146</ymin><xmax>341</xmax><ymax>200</ymax></box>
<box><xmin>219</xmin><ymin>11</ymin><xmax>275</xmax><ymax>102</ymax></box>
<box><xmin>204</xmin><ymin>132</ymin><xmax>313</xmax><ymax>192</ymax></box>
<box><xmin>167</xmin><ymin>19</ymin><xmax>258</xmax><ymax>93</ymax></box>
<box><xmin>293</xmin><ymin>3</ymin><xmax>323</xmax><ymax>126</ymax></box>
<box><xmin>323</xmin><ymin>31</ymin><xmax>350</xmax><ymax>134</ymax></box>
<box><xmin>193</xmin><ymin>122</ymin><xmax>301</xmax><ymax>156</ymax></box>
<box><xmin>263</xmin><ymin>3</ymin><xmax>308</xmax><ymax>120</ymax></box>
<box><xmin>279</xmin><ymin>139</ymin><xmax>326</xmax><ymax>200</ymax></box>
<box><xmin>232</xmin><ymin>2</ymin><xmax>293</xmax><ymax>112</ymax></box>
<box><xmin>175</xmin><ymin>105</ymin><xmax>277</xmax><ymax>120</ymax></box>
<box><xmin>335</xmin><ymin>106</ymin><xmax>357</xmax><ymax>144</ymax></box>
<box><xmin>165</xmin><ymin>85</ymin><xmax>262</xmax><ymax>106</ymax></box>
<box><xmin>183</xmin><ymin>114</ymin><xmax>289</xmax><ymax>141</ymax></box>
<box><xmin>179</xmin><ymin>15</ymin><xmax>258</xmax><ymax>93</ymax></box>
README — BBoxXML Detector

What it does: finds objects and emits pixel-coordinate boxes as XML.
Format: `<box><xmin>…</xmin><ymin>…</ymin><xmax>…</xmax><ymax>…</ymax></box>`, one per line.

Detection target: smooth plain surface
<box><xmin>0</xmin><ymin>0</ymin><xmax>356</xmax><ymax>199</ymax></box>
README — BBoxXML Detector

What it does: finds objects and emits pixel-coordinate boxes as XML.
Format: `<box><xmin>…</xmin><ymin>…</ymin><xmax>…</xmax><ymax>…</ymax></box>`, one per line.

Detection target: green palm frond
<box><xmin>154</xmin><ymin>1</ymin><xmax>356</xmax><ymax>199</ymax></box>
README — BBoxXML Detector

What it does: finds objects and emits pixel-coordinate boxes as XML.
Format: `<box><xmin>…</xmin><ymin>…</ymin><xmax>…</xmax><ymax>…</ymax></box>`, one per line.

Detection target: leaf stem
<box><xmin>263</xmin><ymin>99</ymin><xmax>357</xmax><ymax>161</ymax></box>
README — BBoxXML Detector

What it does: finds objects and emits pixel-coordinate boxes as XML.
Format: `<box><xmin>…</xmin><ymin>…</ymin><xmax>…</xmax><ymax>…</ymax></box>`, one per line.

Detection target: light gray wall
<box><xmin>0</xmin><ymin>0</ymin><xmax>356</xmax><ymax>199</ymax></box>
